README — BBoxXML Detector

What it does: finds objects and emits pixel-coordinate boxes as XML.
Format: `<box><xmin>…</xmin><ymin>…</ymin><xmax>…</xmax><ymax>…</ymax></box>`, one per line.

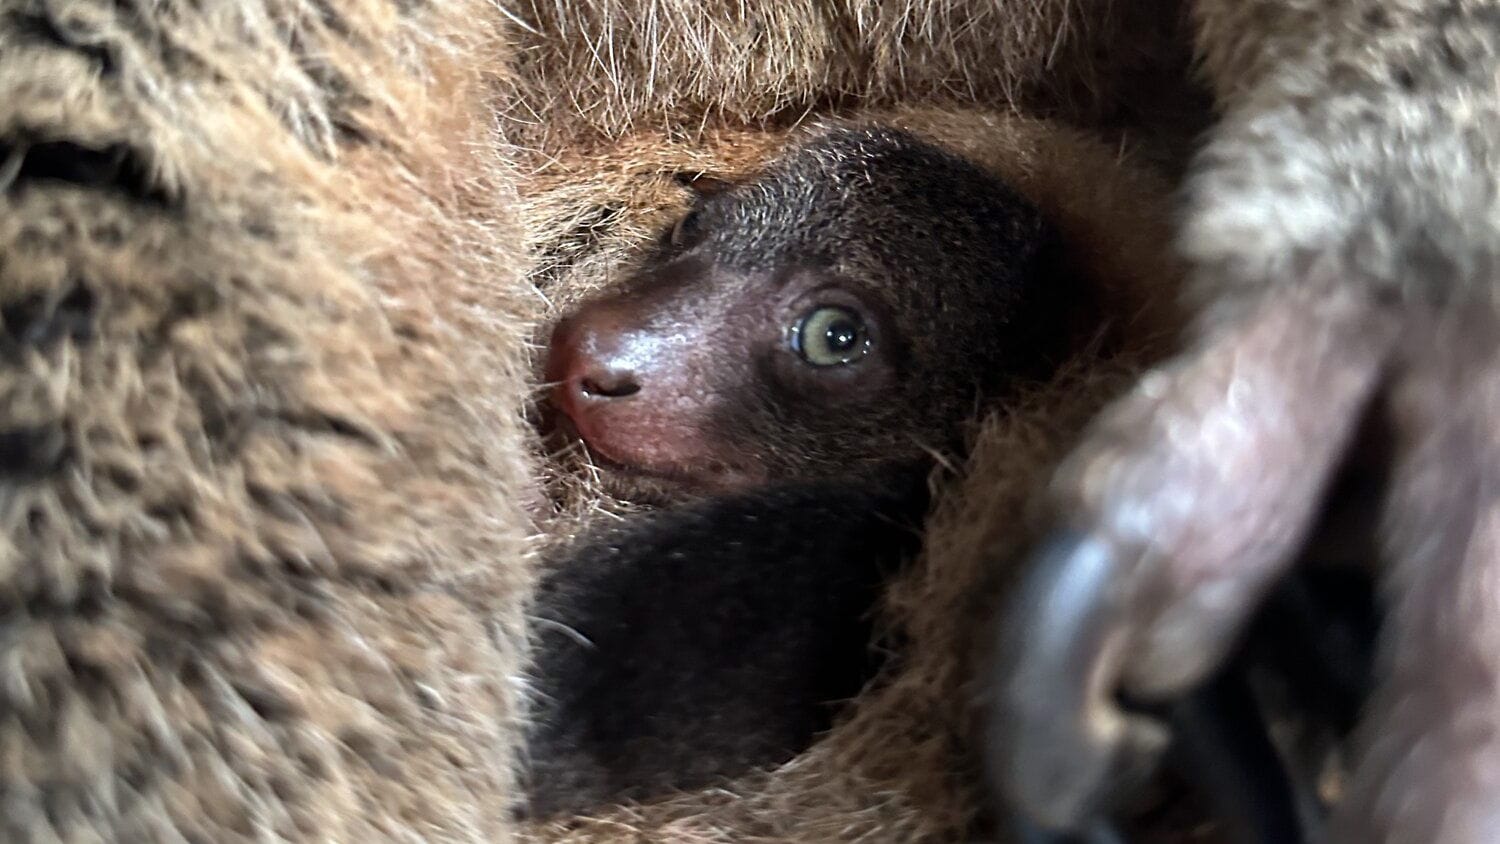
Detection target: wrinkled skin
<box><xmin>989</xmin><ymin>2</ymin><xmax>1500</xmax><ymax>840</ymax></box>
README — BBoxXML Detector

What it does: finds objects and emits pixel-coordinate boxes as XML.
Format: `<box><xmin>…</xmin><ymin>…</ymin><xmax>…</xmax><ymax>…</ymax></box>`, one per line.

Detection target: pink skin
<box><xmin>545</xmin><ymin>258</ymin><xmax>893</xmax><ymax>491</ymax></box>
<box><xmin>549</xmin><ymin>304</ymin><xmax>717</xmax><ymax>479</ymax></box>
<box><xmin>544</xmin><ymin>280</ymin><xmax>770</xmax><ymax>490</ymax></box>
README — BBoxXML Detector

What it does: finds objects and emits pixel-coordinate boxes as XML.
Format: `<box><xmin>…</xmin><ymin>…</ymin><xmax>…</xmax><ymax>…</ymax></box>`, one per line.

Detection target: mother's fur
<box><xmin>0</xmin><ymin>0</ymin><xmax>532</xmax><ymax>838</ymax></box>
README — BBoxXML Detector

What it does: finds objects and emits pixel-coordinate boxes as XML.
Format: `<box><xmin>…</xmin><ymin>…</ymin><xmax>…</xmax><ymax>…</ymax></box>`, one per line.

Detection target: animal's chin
<box><xmin>585</xmin><ymin>446</ymin><xmax>762</xmax><ymax>494</ymax></box>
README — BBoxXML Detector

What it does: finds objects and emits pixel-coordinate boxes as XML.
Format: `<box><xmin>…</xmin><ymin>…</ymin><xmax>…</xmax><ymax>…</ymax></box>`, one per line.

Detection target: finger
<box><xmin>991</xmin><ymin>282</ymin><xmax>1399</xmax><ymax>833</ymax></box>
<box><xmin>1332</xmin><ymin>310</ymin><xmax>1500</xmax><ymax>843</ymax></box>
<box><xmin>1050</xmin><ymin>282</ymin><xmax>1399</xmax><ymax>698</ymax></box>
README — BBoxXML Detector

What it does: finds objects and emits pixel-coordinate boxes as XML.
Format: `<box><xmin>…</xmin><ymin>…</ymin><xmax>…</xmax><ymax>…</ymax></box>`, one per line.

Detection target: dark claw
<box><xmin>986</xmin><ymin>530</ymin><xmax>1170</xmax><ymax>832</ymax></box>
<box><xmin>991</xmin><ymin>533</ymin><xmax>1362</xmax><ymax>843</ymax></box>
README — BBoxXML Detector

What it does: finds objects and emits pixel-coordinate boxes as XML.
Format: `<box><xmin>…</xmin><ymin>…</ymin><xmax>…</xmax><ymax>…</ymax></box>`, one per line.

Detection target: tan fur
<box><xmin>498</xmin><ymin>0</ymin><xmax>1202</xmax><ymax>157</ymax></box>
<box><xmin>1184</xmin><ymin>1</ymin><xmax>1500</xmax><ymax>307</ymax></box>
<box><xmin>0</xmin><ymin>0</ymin><xmax>532</xmax><ymax>839</ymax></box>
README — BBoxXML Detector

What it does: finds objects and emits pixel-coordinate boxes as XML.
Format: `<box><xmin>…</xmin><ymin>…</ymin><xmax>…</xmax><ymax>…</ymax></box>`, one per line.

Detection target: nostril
<box><xmin>579</xmin><ymin>371</ymin><xmax>641</xmax><ymax>399</ymax></box>
<box><xmin>547</xmin><ymin>308</ymin><xmax>648</xmax><ymax>404</ymax></box>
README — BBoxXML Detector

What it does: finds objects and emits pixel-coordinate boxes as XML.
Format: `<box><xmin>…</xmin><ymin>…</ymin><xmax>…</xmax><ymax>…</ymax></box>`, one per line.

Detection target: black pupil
<box><xmin>825</xmin><ymin>319</ymin><xmax>860</xmax><ymax>352</ymax></box>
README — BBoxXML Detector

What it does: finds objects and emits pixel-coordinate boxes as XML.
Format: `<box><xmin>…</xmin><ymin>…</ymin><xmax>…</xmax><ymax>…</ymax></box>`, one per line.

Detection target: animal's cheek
<box><xmin>558</xmin><ymin>364</ymin><xmax>774</xmax><ymax>489</ymax></box>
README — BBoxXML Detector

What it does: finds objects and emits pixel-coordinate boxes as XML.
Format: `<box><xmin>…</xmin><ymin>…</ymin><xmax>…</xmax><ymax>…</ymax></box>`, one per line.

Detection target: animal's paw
<box><xmin>981</xmin><ymin>275</ymin><xmax>1500</xmax><ymax>840</ymax></box>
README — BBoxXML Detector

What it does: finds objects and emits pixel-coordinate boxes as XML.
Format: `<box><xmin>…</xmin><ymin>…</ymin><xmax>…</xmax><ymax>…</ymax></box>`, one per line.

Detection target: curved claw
<box><xmin>985</xmin><ymin>530</ymin><xmax>1169</xmax><ymax>832</ymax></box>
<box><xmin>990</xmin><ymin>534</ymin><xmax>1334</xmax><ymax>844</ymax></box>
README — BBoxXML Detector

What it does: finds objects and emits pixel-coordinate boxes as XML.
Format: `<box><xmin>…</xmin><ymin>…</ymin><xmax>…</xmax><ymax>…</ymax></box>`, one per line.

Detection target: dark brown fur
<box><xmin>515</xmin><ymin>112</ymin><xmax>1184</xmax><ymax>841</ymax></box>
<box><xmin>523</xmin><ymin>125</ymin><xmax>1109</xmax><ymax>818</ymax></box>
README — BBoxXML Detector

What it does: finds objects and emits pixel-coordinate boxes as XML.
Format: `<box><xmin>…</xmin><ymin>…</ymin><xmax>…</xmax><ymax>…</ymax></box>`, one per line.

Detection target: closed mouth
<box><xmin>547</xmin><ymin>411</ymin><xmax>757</xmax><ymax>491</ymax></box>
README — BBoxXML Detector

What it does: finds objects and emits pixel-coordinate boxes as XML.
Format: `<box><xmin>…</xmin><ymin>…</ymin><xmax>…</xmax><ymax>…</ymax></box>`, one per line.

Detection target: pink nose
<box><xmin>545</xmin><ymin>308</ymin><xmax>642</xmax><ymax>428</ymax></box>
<box><xmin>543</xmin><ymin>299</ymin><xmax>725</xmax><ymax>479</ymax></box>
<box><xmin>545</xmin><ymin>301</ymin><xmax>680</xmax><ymax>469</ymax></box>
<box><xmin>541</xmin><ymin>273</ymin><xmax>765</xmax><ymax>488</ymax></box>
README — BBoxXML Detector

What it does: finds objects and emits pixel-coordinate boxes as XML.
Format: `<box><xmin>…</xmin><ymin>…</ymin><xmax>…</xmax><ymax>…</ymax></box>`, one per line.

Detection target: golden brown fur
<box><xmin>499</xmin><ymin>0</ymin><xmax>1206</xmax><ymax>163</ymax></box>
<box><xmin>6</xmin><ymin>0</ymin><xmax>1491</xmax><ymax>840</ymax></box>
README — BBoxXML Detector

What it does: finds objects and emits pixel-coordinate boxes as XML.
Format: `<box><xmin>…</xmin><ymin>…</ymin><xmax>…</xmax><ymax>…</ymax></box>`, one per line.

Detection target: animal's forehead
<box><xmin>702</xmin><ymin>140</ymin><xmax>961</xmax><ymax>262</ymax></box>
<box><xmin>725</xmin><ymin>129</ymin><xmax>1011</xmax><ymax>225</ymax></box>
<box><xmin>677</xmin><ymin>127</ymin><xmax>1042</xmax><ymax>331</ymax></box>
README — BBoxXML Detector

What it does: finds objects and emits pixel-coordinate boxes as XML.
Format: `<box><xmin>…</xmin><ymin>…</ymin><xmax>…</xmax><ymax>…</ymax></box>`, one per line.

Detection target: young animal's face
<box><xmin>545</xmin><ymin>127</ymin><xmax>1065</xmax><ymax>493</ymax></box>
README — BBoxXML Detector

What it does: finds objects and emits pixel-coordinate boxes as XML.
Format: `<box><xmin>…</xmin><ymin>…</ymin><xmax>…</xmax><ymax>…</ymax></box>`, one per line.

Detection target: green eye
<box><xmin>790</xmin><ymin>305</ymin><xmax>871</xmax><ymax>367</ymax></box>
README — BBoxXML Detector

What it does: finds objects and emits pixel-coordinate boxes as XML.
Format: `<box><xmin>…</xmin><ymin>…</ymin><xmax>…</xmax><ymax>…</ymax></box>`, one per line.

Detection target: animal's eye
<box><xmin>669</xmin><ymin>209</ymin><xmax>702</xmax><ymax>247</ymax></box>
<box><xmin>790</xmin><ymin>305</ymin><xmax>871</xmax><ymax>367</ymax></box>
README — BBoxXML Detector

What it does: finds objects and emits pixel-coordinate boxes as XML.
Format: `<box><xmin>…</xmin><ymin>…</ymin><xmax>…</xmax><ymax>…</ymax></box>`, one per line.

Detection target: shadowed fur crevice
<box><xmin>0</xmin><ymin>139</ymin><xmax>171</xmax><ymax>207</ymax></box>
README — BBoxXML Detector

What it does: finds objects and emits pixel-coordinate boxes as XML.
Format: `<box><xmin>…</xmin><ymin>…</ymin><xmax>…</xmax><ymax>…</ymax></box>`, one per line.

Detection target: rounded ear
<box><xmin>671</xmin><ymin>171</ymin><xmax>737</xmax><ymax>197</ymax></box>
